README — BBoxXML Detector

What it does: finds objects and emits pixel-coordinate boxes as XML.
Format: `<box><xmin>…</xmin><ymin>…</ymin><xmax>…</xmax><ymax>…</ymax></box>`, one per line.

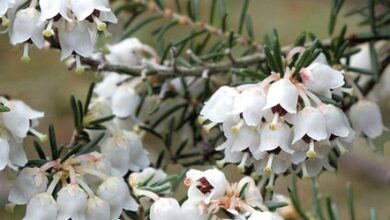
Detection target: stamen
<box><xmin>263</xmin><ymin>154</ymin><xmax>274</xmax><ymax>175</ymax></box>
<box><xmin>93</xmin><ymin>16</ymin><xmax>106</xmax><ymax>31</ymax></box>
<box><xmin>269</xmin><ymin>113</ymin><xmax>279</xmax><ymax>131</ymax></box>
<box><xmin>238</xmin><ymin>152</ymin><xmax>249</xmax><ymax>173</ymax></box>
<box><xmin>75</xmin><ymin>55</ymin><xmax>85</xmax><ymax>74</ymax></box>
<box><xmin>1</xmin><ymin>16</ymin><xmax>10</xmax><ymax>27</ymax></box>
<box><xmin>306</xmin><ymin>140</ymin><xmax>317</xmax><ymax>158</ymax></box>
<box><xmin>265</xmin><ymin>173</ymin><xmax>275</xmax><ymax>192</ymax></box>
<box><xmin>231</xmin><ymin>120</ymin><xmax>244</xmax><ymax>134</ymax></box>
<box><xmin>42</xmin><ymin>19</ymin><xmax>54</xmax><ymax>37</ymax></box>
<box><xmin>302</xmin><ymin>161</ymin><xmax>310</xmax><ymax>179</ymax></box>
<box><xmin>21</xmin><ymin>44</ymin><xmax>30</xmax><ymax>64</ymax></box>
<box><xmin>29</xmin><ymin>128</ymin><xmax>48</xmax><ymax>143</ymax></box>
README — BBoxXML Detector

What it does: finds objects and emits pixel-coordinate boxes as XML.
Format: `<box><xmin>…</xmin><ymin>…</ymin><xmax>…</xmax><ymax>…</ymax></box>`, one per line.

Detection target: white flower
<box><xmin>97</xmin><ymin>176</ymin><xmax>139</xmax><ymax>219</ymax></box>
<box><xmin>105</xmin><ymin>38</ymin><xmax>152</xmax><ymax>67</ymax></box>
<box><xmin>221</xmin><ymin>116</ymin><xmax>260</xmax><ymax>152</ymax></box>
<box><xmin>58</xmin><ymin>20</ymin><xmax>97</xmax><ymax>60</ymax></box>
<box><xmin>100</xmin><ymin>129</ymin><xmax>149</xmax><ymax>175</ymax></box>
<box><xmin>200</xmin><ymin>86</ymin><xmax>238</xmax><ymax>123</ymax></box>
<box><xmin>150</xmin><ymin>198</ymin><xmax>183</xmax><ymax>220</ymax></box>
<box><xmin>293</xmin><ymin>106</ymin><xmax>327</xmax><ymax>143</ymax></box>
<box><xmin>56</xmin><ymin>184</ymin><xmax>88</xmax><ymax>220</ymax></box>
<box><xmin>263</xmin><ymin>78</ymin><xmax>298</xmax><ymax>115</ymax></box>
<box><xmin>0</xmin><ymin>0</ymin><xmax>14</xmax><ymax>16</ymax></box>
<box><xmin>0</xmin><ymin>98</ymin><xmax>44</xmax><ymax>170</ymax></box>
<box><xmin>349</xmin><ymin>100</ymin><xmax>384</xmax><ymax>139</ymax></box>
<box><xmin>70</xmin><ymin>0</ymin><xmax>110</xmax><ymax>21</ymax></box>
<box><xmin>85</xmin><ymin>196</ymin><xmax>111</xmax><ymax>220</ymax></box>
<box><xmin>237</xmin><ymin>177</ymin><xmax>263</xmax><ymax>208</ymax></box>
<box><xmin>8</xmin><ymin>167</ymin><xmax>48</xmax><ymax>204</ymax></box>
<box><xmin>259</xmin><ymin>121</ymin><xmax>293</xmax><ymax>154</ymax></box>
<box><xmin>94</xmin><ymin>73</ymin><xmax>130</xmax><ymax>99</ymax></box>
<box><xmin>185</xmin><ymin>169</ymin><xmax>228</xmax><ymax>204</ymax></box>
<box><xmin>255</xmin><ymin>152</ymin><xmax>291</xmax><ymax>175</ymax></box>
<box><xmin>23</xmin><ymin>193</ymin><xmax>58</xmax><ymax>220</ymax></box>
<box><xmin>39</xmin><ymin>0</ymin><xmax>70</xmax><ymax>21</ymax></box>
<box><xmin>10</xmin><ymin>8</ymin><xmax>45</xmax><ymax>48</ymax></box>
<box><xmin>248</xmin><ymin>211</ymin><xmax>284</xmax><ymax>220</ymax></box>
<box><xmin>231</xmin><ymin>86</ymin><xmax>267</xmax><ymax>126</ymax></box>
<box><xmin>318</xmin><ymin>104</ymin><xmax>351</xmax><ymax>139</ymax></box>
<box><xmin>181</xmin><ymin>200</ymin><xmax>209</xmax><ymax>220</ymax></box>
<box><xmin>112</xmin><ymin>85</ymin><xmax>141</xmax><ymax>118</ymax></box>
<box><xmin>300</xmin><ymin>63</ymin><xmax>344</xmax><ymax>98</ymax></box>
<box><xmin>0</xmin><ymin>98</ymin><xmax>44</xmax><ymax>141</ymax></box>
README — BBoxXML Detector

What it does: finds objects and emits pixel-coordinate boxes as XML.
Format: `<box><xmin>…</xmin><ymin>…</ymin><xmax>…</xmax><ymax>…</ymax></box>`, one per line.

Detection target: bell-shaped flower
<box><xmin>0</xmin><ymin>0</ymin><xmax>14</xmax><ymax>17</ymax></box>
<box><xmin>58</xmin><ymin>20</ymin><xmax>97</xmax><ymax>60</ymax></box>
<box><xmin>263</xmin><ymin>78</ymin><xmax>298</xmax><ymax>115</ymax></box>
<box><xmin>349</xmin><ymin>100</ymin><xmax>384</xmax><ymax>139</ymax></box>
<box><xmin>181</xmin><ymin>200</ymin><xmax>209</xmax><ymax>220</ymax></box>
<box><xmin>255</xmin><ymin>152</ymin><xmax>291</xmax><ymax>175</ymax></box>
<box><xmin>39</xmin><ymin>0</ymin><xmax>70</xmax><ymax>21</ymax></box>
<box><xmin>150</xmin><ymin>198</ymin><xmax>184</xmax><ymax>220</ymax></box>
<box><xmin>300</xmin><ymin>156</ymin><xmax>334</xmax><ymax>178</ymax></box>
<box><xmin>94</xmin><ymin>73</ymin><xmax>130</xmax><ymax>99</ymax></box>
<box><xmin>23</xmin><ymin>193</ymin><xmax>58</xmax><ymax>220</ymax></box>
<box><xmin>56</xmin><ymin>184</ymin><xmax>88</xmax><ymax>220</ymax></box>
<box><xmin>221</xmin><ymin>116</ymin><xmax>260</xmax><ymax>152</ymax></box>
<box><xmin>200</xmin><ymin>86</ymin><xmax>238</xmax><ymax>123</ymax></box>
<box><xmin>8</xmin><ymin>167</ymin><xmax>48</xmax><ymax>204</ymax></box>
<box><xmin>293</xmin><ymin>106</ymin><xmax>327</xmax><ymax>143</ymax></box>
<box><xmin>85</xmin><ymin>196</ymin><xmax>111</xmax><ymax>220</ymax></box>
<box><xmin>259</xmin><ymin>121</ymin><xmax>293</xmax><ymax>154</ymax></box>
<box><xmin>318</xmin><ymin>104</ymin><xmax>351</xmax><ymax>139</ymax></box>
<box><xmin>100</xmin><ymin>129</ymin><xmax>149</xmax><ymax>175</ymax></box>
<box><xmin>185</xmin><ymin>169</ymin><xmax>228</xmax><ymax>204</ymax></box>
<box><xmin>248</xmin><ymin>211</ymin><xmax>284</xmax><ymax>220</ymax></box>
<box><xmin>300</xmin><ymin>63</ymin><xmax>344</xmax><ymax>98</ymax></box>
<box><xmin>0</xmin><ymin>98</ymin><xmax>44</xmax><ymax>141</ymax></box>
<box><xmin>293</xmin><ymin>106</ymin><xmax>328</xmax><ymax>158</ymax></box>
<box><xmin>231</xmin><ymin>86</ymin><xmax>267</xmax><ymax>126</ymax></box>
<box><xmin>10</xmin><ymin>7</ymin><xmax>45</xmax><ymax>62</ymax></box>
<box><xmin>105</xmin><ymin>38</ymin><xmax>155</xmax><ymax>67</ymax></box>
<box><xmin>70</xmin><ymin>0</ymin><xmax>110</xmax><ymax>21</ymax></box>
<box><xmin>10</xmin><ymin>8</ymin><xmax>45</xmax><ymax>47</ymax></box>
<box><xmin>97</xmin><ymin>176</ymin><xmax>139</xmax><ymax>219</ymax></box>
<box><xmin>112</xmin><ymin>85</ymin><xmax>141</xmax><ymax>118</ymax></box>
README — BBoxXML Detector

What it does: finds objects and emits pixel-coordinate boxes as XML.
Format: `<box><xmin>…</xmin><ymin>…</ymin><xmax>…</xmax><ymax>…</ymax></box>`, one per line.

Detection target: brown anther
<box><xmin>271</xmin><ymin>104</ymin><xmax>288</xmax><ymax>116</ymax></box>
<box><xmin>196</xmin><ymin>177</ymin><xmax>214</xmax><ymax>194</ymax></box>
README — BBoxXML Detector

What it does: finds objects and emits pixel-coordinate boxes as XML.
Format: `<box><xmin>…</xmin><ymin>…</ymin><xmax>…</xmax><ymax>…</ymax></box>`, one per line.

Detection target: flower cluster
<box><xmin>3</xmin><ymin>0</ymin><xmax>117</xmax><ymax>71</ymax></box>
<box><xmin>9</xmin><ymin>151</ymin><xmax>138</xmax><ymax>220</ymax></box>
<box><xmin>200</xmin><ymin>55</ymin><xmax>384</xmax><ymax>180</ymax></box>
<box><xmin>147</xmin><ymin>168</ymin><xmax>284</xmax><ymax>220</ymax></box>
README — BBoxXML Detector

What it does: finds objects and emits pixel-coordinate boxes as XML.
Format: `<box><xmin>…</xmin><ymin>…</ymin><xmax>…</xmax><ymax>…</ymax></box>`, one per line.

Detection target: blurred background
<box><xmin>0</xmin><ymin>0</ymin><xmax>389</xmax><ymax>219</ymax></box>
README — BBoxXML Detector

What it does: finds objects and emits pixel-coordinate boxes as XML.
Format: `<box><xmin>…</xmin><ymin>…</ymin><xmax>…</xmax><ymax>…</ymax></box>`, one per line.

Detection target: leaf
<box><xmin>70</xmin><ymin>95</ymin><xmax>81</xmax><ymax>129</ymax></box>
<box><xmin>155</xmin><ymin>150</ymin><xmax>165</xmax><ymax>168</ymax></box>
<box><xmin>368</xmin><ymin>41</ymin><xmax>379</xmax><ymax>81</ymax></box>
<box><xmin>264</xmin><ymin>201</ymin><xmax>289</xmax><ymax>211</ymax></box>
<box><xmin>346</xmin><ymin>182</ymin><xmax>355</xmax><ymax>220</ymax></box>
<box><xmin>122</xmin><ymin>15</ymin><xmax>163</xmax><ymax>39</ymax></box>
<box><xmin>209</xmin><ymin>0</ymin><xmax>218</xmax><ymax>25</ymax></box>
<box><xmin>328</xmin><ymin>0</ymin><xmax>345</xmax><ymax>35</ymax></box>
<box><xmin>367</xmin><ymin>0</ymin><xmax>377</xmax><ymax>35</ymax></box>
<box><xmin>48</xmin><ymin>124</ymin><xmax>60</xmax><ymax>160</ymax></box>
<box><xmin>78</xmin><ymin>133</ymin><xmax>105</xmax><ymax>155</ymax></box>
<box><xmin>272</xmin><ymin>29</ymin><xmax>284</xmax><ymax>74</ymax></box>
<box><xmin>33</xmin><ymin>141</ymin><xmax>46</xmax><ymax>160</ymax></box>
<box><xmin>288</xmin><ymin>176</ymin><xmax>310</xmax><ymax>220</ymax></box>
<box><xmin>245</xmin><ymin>14</ymin><xmax>254</xmax><ymax>40</ymax></box>
<box><xmin>84</xmin><ymin>83</ymin><xmax>95</xmax><ymax>115</ymax></box>
<box><xmin>238</xmin><ymin>0</ymin><xmax>249</xmax><ymax>34</ymax></box>
<box><xmin>88</xmin><ymin>115</ymin><xmax>116</xmax><ymax>125</ymax></box>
